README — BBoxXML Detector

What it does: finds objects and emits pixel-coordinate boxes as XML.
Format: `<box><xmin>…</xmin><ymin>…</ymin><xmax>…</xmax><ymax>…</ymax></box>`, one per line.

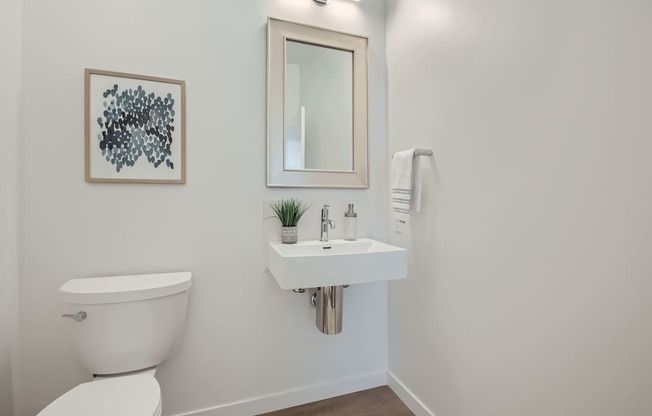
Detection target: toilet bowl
<box><xmin>37</xmin><ymin>272</ymin><xmax>191</xmax><ymax>415</ymax></box>
<box><xmin>38</xmin><ymin>371</ymin><xmax>161</xmax><ymax>416</ymax></box>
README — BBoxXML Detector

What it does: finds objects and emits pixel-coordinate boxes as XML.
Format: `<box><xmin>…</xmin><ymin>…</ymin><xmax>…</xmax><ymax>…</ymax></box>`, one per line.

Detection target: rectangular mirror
<box><xmin>268</xmin><ymin>18</ymin><xmax>368</xmax><ymax>188</ymax></box>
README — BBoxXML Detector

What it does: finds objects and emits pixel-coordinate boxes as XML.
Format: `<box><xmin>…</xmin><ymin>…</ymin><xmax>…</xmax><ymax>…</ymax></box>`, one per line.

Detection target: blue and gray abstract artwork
<box><xmin>96</xmin><ymin>84</ymin><xmax>176</xmax><ymax>172</ymax></box>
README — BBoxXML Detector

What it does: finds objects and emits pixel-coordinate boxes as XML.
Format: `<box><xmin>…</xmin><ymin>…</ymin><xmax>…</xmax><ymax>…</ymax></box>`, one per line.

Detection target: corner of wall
<box><xmin>0</xmin><ymin>0</ymin><xmax>22</xmax><ymax>414</ymax></box>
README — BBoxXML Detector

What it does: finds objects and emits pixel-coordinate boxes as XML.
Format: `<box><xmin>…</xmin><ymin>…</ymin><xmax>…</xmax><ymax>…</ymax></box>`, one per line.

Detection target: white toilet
<box><xmin>38</xmin><ymin>272</ymin><xmax>192</xmax><ymax>416</ymax></box>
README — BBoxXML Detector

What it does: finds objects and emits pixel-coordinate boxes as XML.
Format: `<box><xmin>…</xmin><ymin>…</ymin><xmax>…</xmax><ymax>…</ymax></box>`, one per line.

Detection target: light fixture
<box><xmin>312</xmin><ymin>0</ymin><xmax>359</xmax><ymax>5</ymax></box>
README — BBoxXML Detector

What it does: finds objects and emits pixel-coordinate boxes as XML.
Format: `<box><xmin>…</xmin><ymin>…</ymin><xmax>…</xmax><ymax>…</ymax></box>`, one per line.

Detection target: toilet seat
<box><xmin>37</xmin><ymin>373</ymin><xmax>161</xmax><ymax>416</ymax></box>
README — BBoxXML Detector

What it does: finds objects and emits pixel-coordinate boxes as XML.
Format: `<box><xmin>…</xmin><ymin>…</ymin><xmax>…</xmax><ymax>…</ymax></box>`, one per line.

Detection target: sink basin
<box><xmin>267</xmin><ymin>238</ymin><xmax>407</xmax><ymax>290</ymax></box>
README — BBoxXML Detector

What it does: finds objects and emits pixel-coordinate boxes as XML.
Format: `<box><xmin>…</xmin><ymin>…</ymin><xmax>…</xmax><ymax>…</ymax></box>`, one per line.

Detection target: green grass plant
<box><xmin>270</xmin><ymin>198</ymin><xmax>310</xmax><ymax>227</ymax></box>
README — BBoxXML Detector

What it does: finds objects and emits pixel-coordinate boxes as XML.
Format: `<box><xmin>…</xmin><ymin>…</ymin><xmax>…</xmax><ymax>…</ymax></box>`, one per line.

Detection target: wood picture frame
<box><xmin>85</xmin><ymin>69</ymin><xmax>186</xmax><ymax>184</ymax></box>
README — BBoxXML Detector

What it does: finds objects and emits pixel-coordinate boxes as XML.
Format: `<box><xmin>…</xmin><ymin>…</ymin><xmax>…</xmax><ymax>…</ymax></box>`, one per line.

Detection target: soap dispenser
<box><xmin>344</xmin><ymin>203</ymin><xmax>357</xmax><ymax>241</ymax></box>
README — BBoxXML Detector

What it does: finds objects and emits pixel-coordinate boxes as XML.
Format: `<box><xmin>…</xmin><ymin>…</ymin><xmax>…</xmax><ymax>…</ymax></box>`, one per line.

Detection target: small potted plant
<box><xmin>270</xmin><ymin>198</ymin><xmax>310</xmax><ymax>244</ymax></box>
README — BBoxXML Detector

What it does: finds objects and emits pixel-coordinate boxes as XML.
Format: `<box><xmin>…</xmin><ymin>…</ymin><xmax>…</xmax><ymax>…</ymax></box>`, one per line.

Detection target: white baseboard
<box><xmin>387</xmin><ymin>371</ymin><xmax>436</xmax><ymax>416</ymax></box>
<box><xmin>172</xmin><ymin>370</ymin><xmax>387</xmax><ymax>416</ymax></box>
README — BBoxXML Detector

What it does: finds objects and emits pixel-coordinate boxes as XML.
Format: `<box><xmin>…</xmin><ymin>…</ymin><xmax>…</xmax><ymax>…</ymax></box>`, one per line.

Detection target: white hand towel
<box><xmin>391</xmin><ymin>148</ymin><xmax>422</xmax><ymax>224</ymax></box>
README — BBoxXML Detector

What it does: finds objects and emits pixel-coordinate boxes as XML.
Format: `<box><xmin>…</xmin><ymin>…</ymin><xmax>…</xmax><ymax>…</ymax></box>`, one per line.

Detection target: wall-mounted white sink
<box><xmin>267</xmin><ymin>238</ymin><xmax>407</xmax><ymax>290</ymax></box>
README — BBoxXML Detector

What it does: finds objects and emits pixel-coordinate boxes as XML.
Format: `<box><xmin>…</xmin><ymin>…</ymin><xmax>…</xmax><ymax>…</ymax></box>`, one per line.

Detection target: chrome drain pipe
<box><xmin>314</xmin><ymin>286</ymin><xmax>343</xmax><ymax>335</ymax></box>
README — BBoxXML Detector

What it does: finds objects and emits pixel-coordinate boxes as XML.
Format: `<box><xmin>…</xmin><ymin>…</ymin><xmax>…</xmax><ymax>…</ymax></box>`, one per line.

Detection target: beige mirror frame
<box><xmin>267</xmin><ymin>18</ymin><xmax>369</xmax><ymax>188</ymax></box>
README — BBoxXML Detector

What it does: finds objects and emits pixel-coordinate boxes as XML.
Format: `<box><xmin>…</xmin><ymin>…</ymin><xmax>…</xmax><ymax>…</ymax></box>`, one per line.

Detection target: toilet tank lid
<box><xmin>60</xmin><ymin>272</ymin><xmax>192</xmax><ymax>304</ymax></box>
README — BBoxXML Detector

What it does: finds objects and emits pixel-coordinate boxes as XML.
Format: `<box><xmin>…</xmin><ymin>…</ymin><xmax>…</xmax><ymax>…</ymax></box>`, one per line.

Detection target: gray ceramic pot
<box><xmin>281</xmin><ymin>226</ymin><xmax>298</xmax><ymax>244</ymax></box>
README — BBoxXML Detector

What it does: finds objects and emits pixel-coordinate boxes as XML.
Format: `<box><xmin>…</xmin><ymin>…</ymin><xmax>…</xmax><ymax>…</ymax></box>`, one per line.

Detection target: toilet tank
<box><xmin>60</xmin><ymin>272</ymin><xmax>192</xmax><ymax>375</ymax></box>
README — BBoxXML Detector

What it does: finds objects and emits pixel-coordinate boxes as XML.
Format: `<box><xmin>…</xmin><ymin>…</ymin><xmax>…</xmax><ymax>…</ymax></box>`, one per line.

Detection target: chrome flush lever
<box><xmin>62</xmin><ymin>311</ymin><xmax>87</xmax><ymax>322</ymax></box>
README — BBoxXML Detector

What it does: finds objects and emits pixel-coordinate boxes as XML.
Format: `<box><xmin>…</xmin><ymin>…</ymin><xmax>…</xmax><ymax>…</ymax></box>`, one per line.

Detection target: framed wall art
<box><xmin>85</xmin><ymin>69</ymin><xmax>186</xmax><ymax>184</ymax></box>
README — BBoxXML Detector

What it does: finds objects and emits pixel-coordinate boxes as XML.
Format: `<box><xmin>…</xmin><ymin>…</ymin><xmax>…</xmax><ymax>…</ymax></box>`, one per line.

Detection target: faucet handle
<box><xmin>323</xmin><ymin>204</ymin><xmax>330</xmax><ymax>209</ymax></box>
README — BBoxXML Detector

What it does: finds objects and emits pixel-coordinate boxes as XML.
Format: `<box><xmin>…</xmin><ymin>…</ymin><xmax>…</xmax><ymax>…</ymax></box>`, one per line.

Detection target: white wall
<box><xmin>387</xmin><ymin>1</ymin><xmax>652</xmax><ymax>415</ymax></box>
<box><xmin>15</xmin><ymin>1</ymin><xmax>388</xmax><ymax>415</ymax></box>
<box><xmin>0</xmin><ymin>0</ymin><xmax>21</xmax><ymax>414</ymax></box>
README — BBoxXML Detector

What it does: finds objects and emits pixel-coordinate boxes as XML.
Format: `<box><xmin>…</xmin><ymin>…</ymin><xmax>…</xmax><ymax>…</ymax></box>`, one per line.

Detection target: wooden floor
<box><xmin>258</xmin><ymin>386</ymin><xmax>414</xmax><ymax>416</ymax></box>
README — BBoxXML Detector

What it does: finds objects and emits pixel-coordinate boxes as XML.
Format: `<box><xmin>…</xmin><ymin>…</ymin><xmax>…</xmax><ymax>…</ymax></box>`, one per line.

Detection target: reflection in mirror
<box><xmin>284</xmin><ymin>41</ymin><xmax>353</xmax><ymax>172</ymax></box>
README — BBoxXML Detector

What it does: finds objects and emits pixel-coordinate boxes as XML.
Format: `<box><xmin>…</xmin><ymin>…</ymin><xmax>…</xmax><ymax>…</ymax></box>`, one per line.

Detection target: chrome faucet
<box><xmin>320</xmin><ymin>204</ymin><xmax>335</xmax><ymax>242</ymax></box>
